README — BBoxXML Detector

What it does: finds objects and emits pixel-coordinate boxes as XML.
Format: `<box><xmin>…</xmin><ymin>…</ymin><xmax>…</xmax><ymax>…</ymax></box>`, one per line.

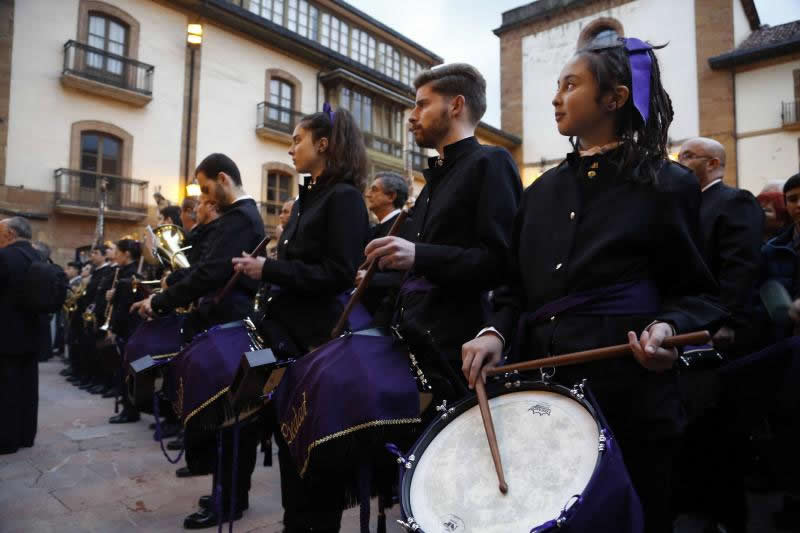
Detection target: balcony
<box><xmin>782</xmin><ymin>100</ymin><xmax>800</xmax><ymax>130</ymax></box>
<box><xmin>61</xmin><ymin>40</ymin><xmax>154</xmax><ymax>107</ymax></box>
<box><xmin>256</xmin><ymin>102</ymin><xmax>304</xmax><ymax>144</ymax></box>
<box><xmin>54</xmin><ymin>169</ymin><xmax>148</xmax><ymax>220</ymax></box>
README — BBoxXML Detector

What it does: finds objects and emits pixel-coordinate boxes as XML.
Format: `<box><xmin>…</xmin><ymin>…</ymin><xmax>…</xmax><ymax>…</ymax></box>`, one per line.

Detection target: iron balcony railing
<box><xmin>62</xmin><ymin>40</ymin><xmax>154</xmax><ymax>96</ymax></box>
<box><xmin>257</xmin><ymin>102</ymin><xmax>305</xmax><ymax>134</ymax></box>
<box><xmin>54</xmin><ymin>169</ymin><xmax>148</xmax><ymax>214</ymax></box>
<box><xmin>782</xmin><ymin>100</ymin><xmax>800</xmax><ymax>127</ymax></box>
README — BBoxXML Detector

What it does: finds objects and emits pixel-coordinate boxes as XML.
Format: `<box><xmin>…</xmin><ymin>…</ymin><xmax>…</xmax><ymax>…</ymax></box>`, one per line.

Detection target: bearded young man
<box><xmin>364</xmin><ymin>63</ymin><xmax>521</xmax><ymax>401</ymax></box>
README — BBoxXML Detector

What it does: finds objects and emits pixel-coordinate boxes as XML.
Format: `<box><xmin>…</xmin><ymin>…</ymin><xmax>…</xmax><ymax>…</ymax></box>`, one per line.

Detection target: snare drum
<box><xmin>396</xmin><ymin>380</ymin><xmax>644</xmax><ymax>533</ymax></box>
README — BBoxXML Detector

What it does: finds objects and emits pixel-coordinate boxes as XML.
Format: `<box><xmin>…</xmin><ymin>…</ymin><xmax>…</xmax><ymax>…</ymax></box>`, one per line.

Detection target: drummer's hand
<box><xmin>627</xmin><ymin>322</ymin><xmax>677</xmax><ymax>372</ymax></box>
<box><xmin>355</xmin><ymin>269</ymin><xmax>366</xmax><ymax>286</ymax></box>
<box><xmin>130</xmin><ymin>294</ymin><xmax>154</xmax><ymax>319</ymax></box>
<box><xmin>462</xmin><ymin>333</ymin><xmax>504</xmax><ymax>389</ymax></box>
<box><xmin>232</xmin><ymin>252</ymin><xmax>266</xmax><ymax>280</ymax></box>
<box><xmin>363</xmin><ymin>237</ymin><xmax>414</xmax><ymax>271</ymax></box>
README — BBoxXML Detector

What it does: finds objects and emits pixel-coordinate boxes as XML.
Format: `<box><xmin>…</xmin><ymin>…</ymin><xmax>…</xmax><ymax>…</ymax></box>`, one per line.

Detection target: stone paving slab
<box><xmin>0</xmin><ymin>360</ymin><xmax>403</xmax><ymax>533</ymax></box>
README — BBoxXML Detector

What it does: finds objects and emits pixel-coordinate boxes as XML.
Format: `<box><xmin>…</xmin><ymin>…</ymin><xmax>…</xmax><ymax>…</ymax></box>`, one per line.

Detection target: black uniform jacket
<box><xmin>165</xmin><ymin>219</ymin><xmax>220</xmax><ymax>287</ymax></box>
<box><xmin>110</xmin><ymin>262</ymin><xmax>144</xmax><ymax>340</ymax></box>
<box><xmin>487</xmin><ymin>152</ymin><xmax>726</xmax><ymax>438</ymax></box>
<box><xmin>77</xmin><ymin>263</ymin><xmax>112</xmax><ymax>316</ymax></box>
<box><xmin>699</xmin><ymin>181</ymin><xmax>764</xmax><ymax>330</ymax></box>
<box><xmin>152</xmin><ymin>198</ymin><xmax>264</xmax><ymax>327</ymax></box>
<box><xmin>260</xmin><ymin>178</ymin><xmax>369</xmax><ymax>350</ymax></box>
<box><xmin>0</xmin><ymin>241</ymin><xmax>44</xmax><ymax>356</ymax></box>
<box><xmin>396</xmin><ymin>136</ymin><xmax>522</xmax><ymax>359</ymax></box>
<box><xmin>362</xmin><ymin>211</ymin><xmax>409</xmax><ymax>320</ymax></box>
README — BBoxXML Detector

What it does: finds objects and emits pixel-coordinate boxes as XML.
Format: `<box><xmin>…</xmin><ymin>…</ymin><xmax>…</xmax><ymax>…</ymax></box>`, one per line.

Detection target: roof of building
<box><xmin>710</xmin><ymin>20</ymin><xmax>800</xmax><ymax>69</ymax></box>
<box><xmin>328</xmin><ymin>0</ymin><xmax>443</xmax><ymax>63</ymax></box>
<box><xmin>494</xmin><ymin>0</ymin><xmax>593</xmax><ymax>36</ymax></box>
<box><xmin>495</xmin><ymin>0</ymin><xmax>760</xmax><ymax>36</ymax></box>
<box><xmin>477</xmin><ymin>121</ymin><xmax>522</xmax><ymax>146</ymax></box>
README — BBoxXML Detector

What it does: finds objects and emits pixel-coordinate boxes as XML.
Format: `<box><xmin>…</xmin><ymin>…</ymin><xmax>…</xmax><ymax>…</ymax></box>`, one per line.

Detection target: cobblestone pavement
<box><xmin>0</xmin><ymin>359</ymin><xmax>400</xmax><ymax>533</ymax></box>
<box><xmin>0</xmin><ymin>359</ymin><xmax>788</xmax><ymax>532</ymax></box>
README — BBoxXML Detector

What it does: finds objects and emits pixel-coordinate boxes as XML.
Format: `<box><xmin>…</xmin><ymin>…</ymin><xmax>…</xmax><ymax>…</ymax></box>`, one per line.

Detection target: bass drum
<box><xmin>397</xmin><ymin>380</ymin><xmax>643</xmax><ymax>533</ymax></box>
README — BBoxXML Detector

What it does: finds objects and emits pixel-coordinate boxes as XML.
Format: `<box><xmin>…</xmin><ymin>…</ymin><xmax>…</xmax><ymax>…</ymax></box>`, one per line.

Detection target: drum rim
<box><xmin>398</xmin><ymin>379</ymin><xmax>604</xmax><ymax>532</ymax></box>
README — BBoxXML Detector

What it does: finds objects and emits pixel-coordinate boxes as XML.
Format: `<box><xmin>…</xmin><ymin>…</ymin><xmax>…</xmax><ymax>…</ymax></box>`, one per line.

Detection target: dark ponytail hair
<box><xmin>299</xmin><ymin>107</ymin><xmax>368</xmax><ymax>191</ymax></box>
<box><xmin>574</xmin><ymin>38</ymin><xmax>673</xmax><ymax>184</ymax></box>
<box><xmin>116</xmin><ymin>238</ymin><xmax>141</xmax><ymax>262</ymax></box>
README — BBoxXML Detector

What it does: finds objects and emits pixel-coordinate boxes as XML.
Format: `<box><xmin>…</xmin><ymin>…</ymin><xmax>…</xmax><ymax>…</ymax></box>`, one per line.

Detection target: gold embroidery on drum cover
<box><xmin>281</xmin><ymin>391</ymin><xmax>308</xmax><ymax>445</ymax></box>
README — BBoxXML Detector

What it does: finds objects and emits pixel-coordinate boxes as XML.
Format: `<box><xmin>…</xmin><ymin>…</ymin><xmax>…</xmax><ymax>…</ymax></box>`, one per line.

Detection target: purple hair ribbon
<box><xmin>322</xmin><ymin>101</ymin><xmax>335</xmax><ymax>123</ymax></box>
<box><xmin>623</xmin><ymin>38</ymin><xmax>653</xmax><ymax>125</ymax></box>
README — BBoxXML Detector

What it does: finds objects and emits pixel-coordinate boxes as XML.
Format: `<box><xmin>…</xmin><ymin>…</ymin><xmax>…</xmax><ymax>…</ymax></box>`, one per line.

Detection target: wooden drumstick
<box><xmin>475</xmin><ymin>377</ymin><xmax>508</xmax><ymax>494</ymax></box>
<box><xmin>486</xmin><ymin>330</ymin><xmax>710</xmax><ymax>377</ymax></box>
<box><xmin>215</xmin><ymin>236</ymin><xmax>271</xmax><ymax>305</ymax></box>
<box><xmin>330</xmin><ymin>209</ymin><xmax>409</xmax><ymax>338</ymax></box>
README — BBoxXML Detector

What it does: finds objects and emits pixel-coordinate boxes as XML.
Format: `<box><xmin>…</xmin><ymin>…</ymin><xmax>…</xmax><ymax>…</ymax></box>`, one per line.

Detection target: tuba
<box><xmin>151</xmin><ymin>224</ymin><xmax>191</xmax><ymax>271</ymax></box>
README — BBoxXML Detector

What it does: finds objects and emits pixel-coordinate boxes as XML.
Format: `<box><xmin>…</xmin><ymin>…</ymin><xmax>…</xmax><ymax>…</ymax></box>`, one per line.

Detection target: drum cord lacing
<box><xmin>152</xmin><ymin>392</ymin><xmax>185</xmax><ymax>464</ymax></box>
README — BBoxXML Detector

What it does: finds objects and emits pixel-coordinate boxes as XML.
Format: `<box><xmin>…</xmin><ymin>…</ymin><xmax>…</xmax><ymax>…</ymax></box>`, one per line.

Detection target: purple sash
<box><xmin>336</xmin><ymin>290</ymin><xmax>373</xmax><ymax>331</ymax></box>
<box><xmin>273</xmin><ymin>331</ymin><xmax>420</xmax><ymax>478</ymax></box>
<box><xmin>399</xmin><ymin>276</ymin><xmax>436</xmax><ymax>296</ymax></box>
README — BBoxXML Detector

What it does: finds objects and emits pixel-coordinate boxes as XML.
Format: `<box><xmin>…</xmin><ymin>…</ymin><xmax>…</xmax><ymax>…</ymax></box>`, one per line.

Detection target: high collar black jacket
<box><xmin>487</xmin><ymin>152</ymin><xmax>726</xmax><ymax>439</ymax></box>
<box><xmin>260</xmin><ymin>179</ymin><xmax>369</xmax><ymax>350</ymax></box>
<box><xmin>0</xmin><ymin>241</ymin><xmax>45</xmax><ymax>356</ymax></box>
<box><xmin>397</xmin><ymin>136</ymin><xmax>522</xmax><ymax>359</ymax></box>
<box><xmin>109</xmin><ymin>261</ymin><xmax>144</xmax><ymax>340</ymax></box>
<box><xmin>152</xmin><ymin>198</ymin><xmax>265</xmax><ymax>328</ymax></box>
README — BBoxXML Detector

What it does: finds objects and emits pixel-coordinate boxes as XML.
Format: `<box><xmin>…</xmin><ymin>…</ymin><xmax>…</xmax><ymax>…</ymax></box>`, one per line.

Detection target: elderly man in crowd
<box><xmin>0</xmin><ymin>217</ymin><xmax>44</xmax><ymax>454</ymax></box>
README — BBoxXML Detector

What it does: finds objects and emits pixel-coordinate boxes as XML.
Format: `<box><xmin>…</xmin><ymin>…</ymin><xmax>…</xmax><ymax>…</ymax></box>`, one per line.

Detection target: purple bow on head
<box><xmin>322</xmin><ymin>101</ymin><xmax>335</xmax><ymax>123</ymax></box>
<box><xmin>623</xmin><ymin>38</ymin><xmax>653</xmax><ymax>125</ymax></box>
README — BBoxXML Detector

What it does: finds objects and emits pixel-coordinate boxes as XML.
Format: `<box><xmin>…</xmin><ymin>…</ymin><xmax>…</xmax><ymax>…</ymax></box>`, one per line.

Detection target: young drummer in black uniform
<box><xmin>106</xmin><ymin>239</ymin><xmax>144</xmax><ymax>423</ymax></box>
<box><xmin>364</xmin><ymin>63</ymin><xmax>522</xmax><ymax>401</ymax></box>
<box><xmin>132</xmin><ymin>153</ymin><xmax>265</xmax><ymax>530</ymax></box>
<box><xmin>461</xmin><ymin>38</ymin><xmax>725</xmax><ymax>533</ymax></box>
<box><xmin>233</xmin><ymin>106</ymin><xmax>370</xmax><ymax>533</ymax></box>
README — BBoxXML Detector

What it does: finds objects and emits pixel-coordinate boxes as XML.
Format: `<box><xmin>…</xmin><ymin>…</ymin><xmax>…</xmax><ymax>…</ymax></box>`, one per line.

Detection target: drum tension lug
<box><xmin>435</xmin><ymin>400</ymin><xmax>455</xmax><ymax>419</ymax></box>
<box><xmin>397</xmin><ymin>517</ymin><xmax>420</xmax><ymax>531</ymax></box>
<box><xmin>569</xmin><ymin>379</ymin><xmax>587</xmax><ymax>401</ymax></box>
<box><xmin>503</xmin><ymin>370</ymin><xmax>521</xmax><ymax>389</ymax></box>
<box><xmin>598</xmin><ymin>430</ymin><xmax>608</xmax><ymax>453</ymax></box>
<box><xmin>395</xmin><ymin>453</ymin><xmax>416</xmax><ymax>470</ymax></box>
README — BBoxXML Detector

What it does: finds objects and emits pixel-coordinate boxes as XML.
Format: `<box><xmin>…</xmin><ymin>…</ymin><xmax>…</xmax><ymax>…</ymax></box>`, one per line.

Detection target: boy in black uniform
<box><xmin>132</xmin><ymin>153</ymin><xmax>265</xmax><ymax>530</ymax></box>
<box><xmin>365</xmin><ymin>63</ymin><xmax>522</xmax><ymax>401</ymax></box>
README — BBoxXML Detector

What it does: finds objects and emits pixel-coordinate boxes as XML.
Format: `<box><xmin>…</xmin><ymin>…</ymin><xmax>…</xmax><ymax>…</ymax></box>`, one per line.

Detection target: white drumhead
<box><xmin>408</xmin><ymin>390</ymin><xmax>599</xmax><ymax>533</ymax></box>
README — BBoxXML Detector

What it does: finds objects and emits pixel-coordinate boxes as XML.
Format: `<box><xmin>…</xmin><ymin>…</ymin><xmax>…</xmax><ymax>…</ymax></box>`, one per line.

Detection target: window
<box><xmin>263</xmin><ymin>170</ymin><xmax>294</xmax><ymax>230</ymax></box>
<box><xmin>320</xmin><ymin>13</ymin><xmax>349</xmax><ymax>55</ymax></box>
<box><xmin>250</xmin><ymin>0</ymin><xmax>285</xmax><ymax>25</ymax></box>
<box><xmin>268</xmin><ymin>78</ymin><xmax>294</xmax><ymax>127</ymax></box>
<box><xmin>338</xmin><ymin>86</ymin><xmax>402</xmax><ymax>157</ymax></box>
<box><xmin>80</xmin><ymin>131</ymin><xmax>122</xmax><ymax>205</ymax></box>
<box><xmin>377</xmin><ymin>43</ymin><xmax>400</xmax><ymax>79</ymax></box>
<box><xmin>350</xmin><ymin>28</ymin><xmax>376</xmax><ymax>67</ymax></box>
<box><xmin>402</xmin><ymin>57</ymin><xmax>424</xmax><ymax>87</ymax></box>
<box><xmin>87</xmin><ymin>13</ymin><xmax>128</xmax><ymax>76</ymax></box>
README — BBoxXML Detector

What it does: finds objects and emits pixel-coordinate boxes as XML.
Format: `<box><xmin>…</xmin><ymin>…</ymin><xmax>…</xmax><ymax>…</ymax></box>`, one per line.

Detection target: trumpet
<box><xmin>99</xmin><ymin>268</ymin><xmax>120</xmax><ymax>333</ymax></box>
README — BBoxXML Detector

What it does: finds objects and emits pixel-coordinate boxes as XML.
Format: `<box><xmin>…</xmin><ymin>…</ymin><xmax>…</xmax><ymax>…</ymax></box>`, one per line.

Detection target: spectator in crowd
<box><xmin>153</xmin><ymin>191</ymin><xmax>170</xmax><ymax>211</ymax></box>
<box><xmin>757</xmin><ymin>189</ymin><xmax>790</xmax><ymax>242</ymax></box>
<box><xmin>761</xmin><ymin>173</ymin><xmax>800</xmax><ymax>340</ymax></box>
<box><xmin>159</xmin><ymin>205</ymin><xmax>183</xmax><ymax>228</ymax></box>
<box><xmin>0</xmin><ymin>217</ymin><xmax>44</xmax><ymax>454</ymax></box>
<box><xmin>180</xmin><ymin>197</ymin><xmax>198</xmax><ymax>232</ymax></box>
<box><xmin>268</xmin><ymin>199</ymin><xmax>295</xmax><ymax>259</ymax></box>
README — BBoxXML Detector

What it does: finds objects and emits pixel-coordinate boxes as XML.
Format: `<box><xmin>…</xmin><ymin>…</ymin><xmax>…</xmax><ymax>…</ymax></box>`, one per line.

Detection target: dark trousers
<box><xmin>0</xmin><ymin>354</ymin><xmax>38</xmax><ymax>453</ymax></box>
<box><xmin>275</xmin><ymin>428</ymin><xmax>344</xmax><ymax>532</ymax></box>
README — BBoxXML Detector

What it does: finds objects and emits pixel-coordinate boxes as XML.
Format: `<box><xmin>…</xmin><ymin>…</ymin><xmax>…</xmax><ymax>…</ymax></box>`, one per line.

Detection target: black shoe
<box><xmin>79</xmin><ymin>381</ymin><xmax>95</xmax><ymax>390</ymax></box>
<box><xmin>59</xmin><ymin>368</ymin><xmax>73</xmax><ymax>377</ymax></box>
<box><xmin>176</xmin><ymin>466</ymin><xmax>202</xmax><ymax>478</ymax></box>
<box><xmin>198</xmin><ymin>495</ymin><xmax>248</xmax><ymax>511</ymax></box>
<box><xmin>88</xmin><ymin>384</ymin><xmax>105</xmax><ymax>395</ymax></box>
<box><xmin>167</xmin><ymin>437</ymin><xmax>184</xmax><ymax>451</ymax></box>
<box><xmin>109</xmin><ymin>411</ymin><xmax>140</xmax><ymax>424</ymax></box>
<box><xmin>183</xmin><ymin>508</ymin><xmax>243</xmax><ymax>529</ymax></box>
<box><xmin>149</xmin><ymin>422</ymin><xmax>157</xmax><ymax>430</ymax></box>
<box><xmin>67</xmin><ymin>376</ymin><xmax>82</xmax><ymax>383</ymax></box>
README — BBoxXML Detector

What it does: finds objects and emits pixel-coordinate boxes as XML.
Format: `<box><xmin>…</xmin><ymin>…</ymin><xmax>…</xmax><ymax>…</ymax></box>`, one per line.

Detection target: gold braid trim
<box><xmin>182</xmin><ymin>386</ymin><xmax>230</xmax><ymax>428</ymax></box>
<box><xmin>298</xmin><ymin>417</ymin><xmax>422</xmax><ymax>477</ymax></box>
<box><xmin>150</xmin><ymin>352</ymin><xmax>179</xmax><ymax>361</ymax></box>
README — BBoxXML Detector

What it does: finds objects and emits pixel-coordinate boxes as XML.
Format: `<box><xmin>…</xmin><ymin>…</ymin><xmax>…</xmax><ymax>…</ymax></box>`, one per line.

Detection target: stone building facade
<box><xmin>0</xmin><ymin>0</ymin><xmax>520</xmax><ymax>266</ymax></box>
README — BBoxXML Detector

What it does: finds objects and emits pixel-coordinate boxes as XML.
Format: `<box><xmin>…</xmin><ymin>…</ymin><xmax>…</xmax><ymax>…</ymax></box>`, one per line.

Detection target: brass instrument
<box><xmin>64</xmin><ymin>278</ymin><xmax>89</xmax><ymax>314</ymax></box>
<box><xmin>99</xmin><ymin>268</ymin><xmax>120</xmax><ymax>333</ymax></box>
<box><xmin>151</xmin><ymin>224</ymin><xmax>191</xmax><ymax>271</ymax></box>
<box><xmin>83</xmin><ymin>304</ymin><xmax>96</xmax><ymax>331</ymax></box>
<box><xmin>132</xmin><ymin>278</ymin><xmax>162</xmax><ymax>296</ymax></box>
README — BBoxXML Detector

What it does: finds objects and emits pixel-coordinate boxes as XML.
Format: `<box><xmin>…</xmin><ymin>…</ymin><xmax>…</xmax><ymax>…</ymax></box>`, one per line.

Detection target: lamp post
<box><xmin>184</xmin><ymin>24</ymin><xmax>202</xmax><ymax>199</ymax></box>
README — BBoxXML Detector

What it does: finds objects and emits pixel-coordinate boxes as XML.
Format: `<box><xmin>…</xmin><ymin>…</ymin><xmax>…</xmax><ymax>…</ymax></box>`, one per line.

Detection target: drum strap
<box><xmin>152</xmin><ymin>392</ymin><xmax>184</xmax><ymax>464</ymax></box>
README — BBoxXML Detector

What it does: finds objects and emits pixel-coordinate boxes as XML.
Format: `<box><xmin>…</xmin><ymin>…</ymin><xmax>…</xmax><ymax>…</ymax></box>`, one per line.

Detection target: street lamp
<box><xmin>187</xmin><ymin>24</ymin><xmax>203</xmax><ymax>46</ymax></box>
<box><xmin>186</xmin><ymin>181</ymin><xmax>201</xmax><ymax>197</ymax></box>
